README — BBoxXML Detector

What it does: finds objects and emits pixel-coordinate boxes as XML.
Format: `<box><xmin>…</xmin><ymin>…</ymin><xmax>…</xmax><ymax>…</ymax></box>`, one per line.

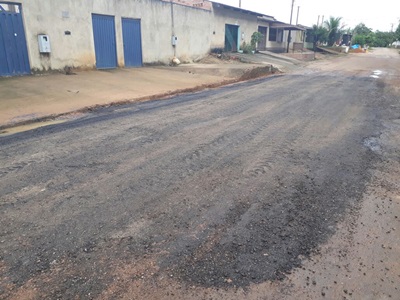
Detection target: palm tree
<box><xmin>312</xmin><ymin>24</ymin><xmax>328</xmax><ymax>44</ymax></box>
<box><xmin>324</xmin><ymin>17</ymin><xmax>344</xmax><ymax>46</ymax></box>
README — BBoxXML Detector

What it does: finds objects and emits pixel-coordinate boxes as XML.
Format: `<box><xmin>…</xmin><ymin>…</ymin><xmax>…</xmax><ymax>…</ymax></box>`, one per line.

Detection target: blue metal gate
<box><xmin>122</xmin><ymin>18</ymin><xmax>142</xmax><ymax>67</ymax></box>
<box><xmin>0</xmin><ymin>3</ymin><xmax>30</xmax><ymax>76</ymax></box>
<box><xmin>92</xmin><ymin>14</ymin><xmax>117</xmax><ymax>69</ymax></box>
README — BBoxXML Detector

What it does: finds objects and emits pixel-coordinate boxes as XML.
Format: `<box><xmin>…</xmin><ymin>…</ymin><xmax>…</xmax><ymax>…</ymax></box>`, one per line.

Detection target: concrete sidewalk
<box><xmin>0</xmin><ymin>64</ymin><xmax>260</xmax><ymax>129</ymax></box>
<box><xmin>235</xmin><ymin>52</ymin><xmax>302</xmax><ymax>71</ymax></box>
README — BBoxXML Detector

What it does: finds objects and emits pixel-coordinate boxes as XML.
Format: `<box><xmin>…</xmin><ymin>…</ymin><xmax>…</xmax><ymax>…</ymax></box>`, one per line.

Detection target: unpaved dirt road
<box><xmin>1</xmin><ymin>48</ymin><xmax>400</xmax><ymax>299</ymax></box>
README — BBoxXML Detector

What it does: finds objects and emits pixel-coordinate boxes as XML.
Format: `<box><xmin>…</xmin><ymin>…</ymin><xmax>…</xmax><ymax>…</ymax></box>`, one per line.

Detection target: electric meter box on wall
<box><xmin>38</xmin><ymin>34</ymin><xmax>51</xmax><ymax>53</ymax></box>
<box><xmin>171</xmin><ymin>35</ymin><xmax>178</xmax><ymax>46</ymax></box>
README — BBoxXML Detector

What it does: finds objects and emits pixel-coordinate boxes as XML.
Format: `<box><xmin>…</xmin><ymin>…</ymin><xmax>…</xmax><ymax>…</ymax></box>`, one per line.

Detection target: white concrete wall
<box><xmin>211</xmin><ymin>4</ymin><xmax>259</xmax><ymax>50</ymax></box>
<box><xmin>15</xmin><ymin>0</ymin><xmax>212</xmax><ymax>71</ymax></box>
<box><xmin>172</xmin><ymin>4</ymin><xmax>213</xmax><ymax>62</ymax></box>
<box><xmin>12</xmin><ymin>0</ymin><xmax>299</xmax><ymax>71</ymax></box>
<box><xmin>18</xmin><ymin>0</ymin><xmax>97</xmax><ymax>71</ymax></box>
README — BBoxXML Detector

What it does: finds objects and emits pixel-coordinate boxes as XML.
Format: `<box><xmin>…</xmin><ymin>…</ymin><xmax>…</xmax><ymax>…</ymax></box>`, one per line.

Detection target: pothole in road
<box><xmin>363</xmin><ymin>137</ymin><xmax>382</xmax><ymax>153</ymax></box>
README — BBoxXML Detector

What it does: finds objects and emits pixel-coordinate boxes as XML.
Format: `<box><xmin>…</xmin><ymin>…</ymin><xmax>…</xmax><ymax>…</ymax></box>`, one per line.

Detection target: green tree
<box><xmin>353</xmin><ymin>23</ymin><xmax>372</xmax><ymax>35</ymax></box>
<box><xmin>352</xmin><ymin>23</ymin><xmax>375</xmax><ymax>46</ymax></box>
<box><xmin>352</xmin><ymin>35</ymin><xmax>366</xmax><ymax>46</ymax></box>
<box><xmin>324</xmin><ymin>17</ymin><xmax>345</xmax><ymax>46</ymax></box>
<box><xmin>395</xmin><ymin>23</ymin><xmax>400</xmax><ymax>41</ymax></box>
<box><xmin>350</xmin><ymin>22</ymin><xmax>397</xmax><ymax>48</ymax></box>
<box><xmin>365</xmin><ymin>33</ymin><xmax>376</xmax><ymax>44</ymax></box>
<box><xmin>310</xmin><ymin>24</ymin><xmax>328</xmax><ymax>44</ymax></box>
<box><xmin>373</xmin><ymin>31</ymin><xmax>395</xmax><ymax>47</ymax></box>
<box><xmin>251</xmin><ymin>32</ymin><xmax>263</xmax><ymax>50</ymax></box>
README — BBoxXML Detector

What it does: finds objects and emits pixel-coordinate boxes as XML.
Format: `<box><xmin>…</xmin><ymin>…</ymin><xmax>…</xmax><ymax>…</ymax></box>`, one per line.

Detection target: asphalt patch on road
<box><xmin>159</xmin><ymin>77</ymin><xmax>387</xmax><ymax>289</ymax></box>
<box><xmin>0</xmin><ymin>72</ymin><xmax>394</xmax><ymax>298</ymax></box>
<box><xmin>166</xmin><ymin>150</ymin><xmax>376</xmax><ymax>288</ymax></box>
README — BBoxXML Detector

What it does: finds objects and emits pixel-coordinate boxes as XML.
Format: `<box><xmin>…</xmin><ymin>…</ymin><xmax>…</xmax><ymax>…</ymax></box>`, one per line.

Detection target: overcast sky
<box><xmin>214</xmin><ymin>0</ymin><xmax>400</xmax><ymax>32</ymax></box>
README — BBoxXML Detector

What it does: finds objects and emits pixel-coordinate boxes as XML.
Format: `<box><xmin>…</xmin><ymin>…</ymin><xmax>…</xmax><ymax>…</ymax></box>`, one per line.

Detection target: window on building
<box><xmin>269</xmin><ymin>28</ymin><xmax>277</xmax><ymax>41</ymax></box>
<box><xmin>269</xmin><ymin>28</ymin><xmax>284</xmax><ymax>42</ymax></box>
<box><xmin>277</xmin><ymin>29</ymin><xmax>283</xmax><ymax>42</ymax></box>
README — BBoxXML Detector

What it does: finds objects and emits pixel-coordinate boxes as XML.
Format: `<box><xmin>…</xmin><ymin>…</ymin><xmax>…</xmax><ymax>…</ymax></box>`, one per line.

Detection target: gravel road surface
<box><xmin>1</xmin><ymin>49</ymin><xmax>399</xmax><ymax>299</ymax></box>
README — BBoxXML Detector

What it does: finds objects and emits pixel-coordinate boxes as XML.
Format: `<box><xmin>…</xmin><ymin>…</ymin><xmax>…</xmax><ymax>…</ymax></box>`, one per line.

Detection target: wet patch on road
<box><xmin>370</xmin><ymin>70</ymin><xmax>384</xmax><ymax>79</ymax></box>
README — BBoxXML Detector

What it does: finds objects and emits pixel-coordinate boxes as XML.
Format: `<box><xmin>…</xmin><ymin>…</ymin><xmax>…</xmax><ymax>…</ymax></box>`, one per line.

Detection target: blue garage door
<box><xmin>122</xmin><ymin>18</ymin><xmax>142</xmax><ymax>67</ymax></box>
<box><xmin>0</xmin><ymin>3</ymin><xmax>30</xmax><ymax>76</ymax></box>
<box><xmin>92</xmin><ymin>14</ymin><xmax>117</xmax><ymax>69</ymax></box>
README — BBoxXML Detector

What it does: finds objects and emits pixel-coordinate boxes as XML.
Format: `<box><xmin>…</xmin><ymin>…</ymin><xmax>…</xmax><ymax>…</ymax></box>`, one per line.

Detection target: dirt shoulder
<box><xmin>0</xmin><ymin>57</ymin><xmax>282</xmax><ymax>131</ymax></box>
<box><xmin>0</xmin><ymin>66</ymin><xmax>229</xmax><ymax>129</ymax></box>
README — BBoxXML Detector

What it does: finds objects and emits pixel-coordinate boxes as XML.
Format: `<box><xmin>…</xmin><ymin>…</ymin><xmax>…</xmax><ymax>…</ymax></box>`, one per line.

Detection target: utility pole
<box><xmin>239</xmin><ymin>0</ymin><xmax>241</xmax><ymax>8</ymax></box>
<box><xmin>296</xmin><ymin>6</ymin><xmax>300</xmax><ymax>25</ymax></box>
<box><xmin>317</xmin><ymin>15</ymin><xmax>320</xmax><ymax>27</ymax></box>
<box><xmin>286</xmin><ymin>0</ymin><xmax>295</xmax><ymax>53</ymax></box>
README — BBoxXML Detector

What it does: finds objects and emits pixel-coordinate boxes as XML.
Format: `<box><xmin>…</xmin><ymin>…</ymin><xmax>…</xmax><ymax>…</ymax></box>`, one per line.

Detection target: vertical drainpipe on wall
<box><xmin>170</xmin><ymin>0</ymin><xmax>176</xmax><ymax>57</ymax></box>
